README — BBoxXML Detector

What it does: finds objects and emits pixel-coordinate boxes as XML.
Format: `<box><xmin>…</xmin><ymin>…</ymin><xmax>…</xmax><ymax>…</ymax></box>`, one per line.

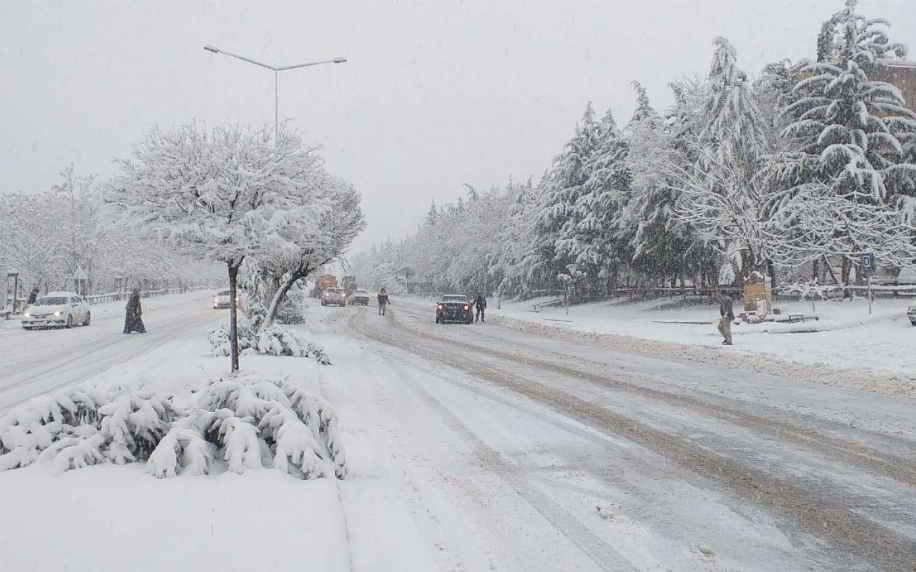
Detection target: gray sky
<box><xmin>2</xmin><ymin>0</ymin><xmax>914</xmax><ymax>252</ymax></box>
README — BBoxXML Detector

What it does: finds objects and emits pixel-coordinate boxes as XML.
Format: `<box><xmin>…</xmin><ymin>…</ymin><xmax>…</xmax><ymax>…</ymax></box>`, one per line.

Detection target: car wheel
<box><xmin>66</xmin><ymin>315</ymin><xmax>73</xmax><ymax>329</ymax></box>
<box><xmin>84</xmin><ymin>312</ymin><xmax>91</xmax><ymax>326</ymax></box>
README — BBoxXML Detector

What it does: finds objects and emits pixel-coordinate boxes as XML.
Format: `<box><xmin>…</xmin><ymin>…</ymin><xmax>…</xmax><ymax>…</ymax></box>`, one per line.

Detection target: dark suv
<box><xmin>435</xmin><ymin>294</ymin><xmax>473</xmax><ymax>324</ymax></box>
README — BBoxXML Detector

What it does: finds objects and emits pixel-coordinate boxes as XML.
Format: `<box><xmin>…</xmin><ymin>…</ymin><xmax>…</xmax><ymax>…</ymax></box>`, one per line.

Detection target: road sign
<box><xmin>860</xmin><ymin>252</ymin><xmax>875</xmax><ymax>277</ymax></box>
<box><xmin>72</xmin><ymin>265</ymin><xmax>88</xmax><ymax>281</ymax></box>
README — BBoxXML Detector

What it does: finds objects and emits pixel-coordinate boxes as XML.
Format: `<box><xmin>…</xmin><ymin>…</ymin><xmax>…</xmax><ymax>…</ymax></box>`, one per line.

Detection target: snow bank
<box><xmin>1</xmin><ymin>374</ymin><xmax>347</xmax><ymax>480</ymax></box>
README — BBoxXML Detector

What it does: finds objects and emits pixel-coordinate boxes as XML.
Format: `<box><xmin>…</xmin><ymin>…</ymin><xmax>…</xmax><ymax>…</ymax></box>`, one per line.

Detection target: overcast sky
<box><xmin>2</xmin><ymin>0</ymin><xmax>914</xmax><ymax>252</ymax></box>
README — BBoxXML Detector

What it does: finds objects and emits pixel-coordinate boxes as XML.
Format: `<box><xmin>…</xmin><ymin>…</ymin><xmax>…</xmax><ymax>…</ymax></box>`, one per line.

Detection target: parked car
<box><xmin>349</xmin><ymin>289</ymin><xmax>370</xmax><ymax>306</ymax></box>
<box><xmin>322</xmin><ymin>288</ymin><xmax>347</xmax><ymax>307</ymax></box>
<box><xmin>908</xmin><ymin>300</ymin><xmax>916</xmax><ymax>326</ymax></box>
<box><xmin>435</xmin><ymin>294</ymin><xmax>473</xmax><ymax>324</ymax></box>
<box><xmin>22</xmin><ymin>292</ymin><xmax>91</xmax><ymax>330</ymax></box>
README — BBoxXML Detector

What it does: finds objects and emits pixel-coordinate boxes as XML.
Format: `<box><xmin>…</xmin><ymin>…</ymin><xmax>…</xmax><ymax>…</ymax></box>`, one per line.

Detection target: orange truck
<box><xmin>316</xmin><ymin>275</ymin><xmax>337</xmax><ymax>296</ymax></box>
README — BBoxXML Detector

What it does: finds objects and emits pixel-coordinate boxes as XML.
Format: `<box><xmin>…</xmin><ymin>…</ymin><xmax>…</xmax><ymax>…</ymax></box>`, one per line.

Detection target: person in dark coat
<box><xmin>717</xmin><ymin>292</ymin><xmax>734</xmax><ymax>345</ymax></box>
<box><xmin>377</xmin><ymin>288</ymin><xmax>389</xmax><ymax>316</ymax></box>
<box><xmin>124</xmin><ymin>288</ymin><xmax>147</xmax><ymax>334</ymax></box>
<box><xmin>27</xmin><ymin>287</ymin><xmax>39</xmax><ymax>305</ymax></box>
<box><xmin>474</xmin><ymin>292</ymin><xmax>487</xmax><ymax>322</ymax></box>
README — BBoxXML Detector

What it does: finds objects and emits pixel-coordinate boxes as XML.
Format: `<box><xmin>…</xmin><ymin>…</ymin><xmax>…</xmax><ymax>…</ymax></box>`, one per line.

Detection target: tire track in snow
<box><xmin>352</xmin><ymin>308</ymin><xmax>916</xmax><ymax>572</ymax></box>
<box><xmin>392</xmin><ymin>303</ymin><xmax>916</xmax><ymax>488</ymax></box>
<box><xmin>351</xmin><ymin>312</ymin><xmax>638</xmax><ymax>572</ymax></box>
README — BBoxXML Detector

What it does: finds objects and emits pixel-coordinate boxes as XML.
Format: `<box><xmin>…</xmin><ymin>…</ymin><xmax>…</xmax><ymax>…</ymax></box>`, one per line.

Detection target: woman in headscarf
<box><xmin>124</xmin><ymin>287</ymin><xmax>147</xmax><ymax>334</ymax></box>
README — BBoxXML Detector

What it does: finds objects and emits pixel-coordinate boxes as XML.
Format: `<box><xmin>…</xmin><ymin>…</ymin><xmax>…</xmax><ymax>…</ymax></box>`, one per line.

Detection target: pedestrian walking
<box><xmin>717</xmin><ymin>292</ymin><xmax>734</xmax><ymax>345</ymax></box>
<box><xmin>124</xmin><ymin>287</ymin><xmax>147</xmax><ymax>334</ymax></box>
<box><xmin>377</xmin><ymin>288</ymin><xmax>389</xmax><ymax>316</ymax></box>
<box><xmin>474</xmin><ymin>292</ymin><xmax>487</xmax><ymax>322</ymax></box>
<box><xmin>27</xmin><ymin>286</ymin><xmax>39</xmax><ymax>305</ymax></box>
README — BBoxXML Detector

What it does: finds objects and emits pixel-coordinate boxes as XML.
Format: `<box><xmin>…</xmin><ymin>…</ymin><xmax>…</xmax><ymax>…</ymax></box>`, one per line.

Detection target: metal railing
<box><xmin>83</xmin><ymin>286</ymin><xmax>211</xmax><ymax>305</ymax></box>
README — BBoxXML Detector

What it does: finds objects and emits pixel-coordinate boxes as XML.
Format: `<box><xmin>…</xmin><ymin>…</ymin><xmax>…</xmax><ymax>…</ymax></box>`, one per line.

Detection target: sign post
<box><xmin>72</xmin><ymin>265</ymin><xmax>88</xmax><ymax>297</ymax></box>
<box><xmin>860</xmin><ymin>252</ymin><xmax>875</xmax><ymax>315</ymax></box>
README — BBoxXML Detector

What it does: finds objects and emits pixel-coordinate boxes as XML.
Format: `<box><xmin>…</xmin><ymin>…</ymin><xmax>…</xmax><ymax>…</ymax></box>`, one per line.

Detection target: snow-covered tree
<box><xmin>108</xmin><ymin>122</ymin><xmax>323</xmax><ymax>371</ymax></box>
<box><xmin>775</xmin><ymin>0</ymin><xmax>916</xmax><ymax>270</ymax></box>
<box><xmin>556</xmin><ymin>107</ymin><xmax>630</xmax><ymax>293</ymax></box>
<box><xmin>0</xmin><ymin>192</ymin><xmax>60</xmax><ymax>294</ymax></box>
<box><xmin>258</xmin><ymin>176</ymin><xmax>365</xmax><ymax>330</ymax></box>
<box><xmin>528</xmin><ymin>103</ymin><xmax>601</xmax><ymax>290</ymax></box>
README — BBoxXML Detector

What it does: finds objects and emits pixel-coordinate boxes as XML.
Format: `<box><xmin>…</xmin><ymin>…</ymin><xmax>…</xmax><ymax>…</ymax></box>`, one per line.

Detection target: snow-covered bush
<box><xmin>0</xmin><ymin>386</ymin><xmax>178</xmax><ymax>475</ymax></box>
<box><xmin>207</xmin><ymin>320</ymin><xmax>330</xmax><ymax>365</ymax></box>
<box><xmin>150</xmin><ymin>373</ymin><xmax>346</xmax><ymax>479</ymax></box>
<box><xmin>0</xmin><ymin>375</ymin><xmax>347</xmax><ymax>481</ymax></box>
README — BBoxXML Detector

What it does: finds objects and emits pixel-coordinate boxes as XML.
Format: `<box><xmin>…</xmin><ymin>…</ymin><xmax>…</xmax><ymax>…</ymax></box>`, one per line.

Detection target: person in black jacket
<box><xmin>474</xmin><ymin>292</ymin><xmax>487</xmax><ymax>323</ymax></box>
<box><xmin>27</xmin><ymin>287</ymin><xmax>39</xmax><ymax>305</ymax></box>
<box><xmin>124</xmin><ymin>288</ymin><xmax>147</xmax><ymax>334</ymax></box>
<box><xmin>377</xmin><ymin>288</ymin><xmax>390</xmax><ymax>316</ymax></box>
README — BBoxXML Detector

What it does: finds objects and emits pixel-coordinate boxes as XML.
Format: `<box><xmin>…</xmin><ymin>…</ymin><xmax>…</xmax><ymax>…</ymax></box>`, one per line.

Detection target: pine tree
<box><xmin>774</xmin><ymin>0</ymin><xmax>916</xmax><ymax>267</ymax></box>
<box><xmin>556</xmin><ymin>107</ymin><xmax>630</xmax><ymax>294</ymax></box>
<box><xmin>528</xmin><ymin>102</ymin><xmax>601</xmax><ymax>290</ymax></box>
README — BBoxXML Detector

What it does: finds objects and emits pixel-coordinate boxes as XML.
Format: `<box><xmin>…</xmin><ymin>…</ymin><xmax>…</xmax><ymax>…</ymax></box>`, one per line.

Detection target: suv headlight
<box><xmin>23</xmin><ymin>312</ymin><xmax>31</xmax><ymax>317</ymax></box>
<box><xmin>54</xmin><ymin>310</ymin><xmax>61</xmax><ymax>317</ymax></box>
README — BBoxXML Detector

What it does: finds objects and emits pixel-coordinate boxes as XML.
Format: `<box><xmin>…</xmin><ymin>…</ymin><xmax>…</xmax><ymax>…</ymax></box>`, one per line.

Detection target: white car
<box><xmin>908</xmin><ymin>300</ymin><xmax>916</xmax><ymax>326</ymax></box>
<box><xmin>213</xmin><ymin>289</ymin><xmax>242</xmax><ymax>309</ymax></box>
<box><xmin>22</xmin><ymin>292</ymin><xmax>91</xmax><ymax>330</ymax></box>
<box><xmin>213</xmin><ymin>290</ymin><xmax>231</xmax><ymax>309</ymax></box>
<box><xmin>321</xmin><ymin>288</ymin><xmax>347</xmax><ymax>307</ymax></box>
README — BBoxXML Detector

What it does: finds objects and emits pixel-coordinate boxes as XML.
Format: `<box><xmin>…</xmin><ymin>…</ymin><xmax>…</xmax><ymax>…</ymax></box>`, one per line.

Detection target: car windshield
<box><xmin>354</xmin><ymin>290</ymin><xmax>367</xmax><ymax>295</ymax></box>
<box><xmin>217</xmin><ymin>290</ymin><xmax>230</xmax><ymax>296</ymax></box>
<box><xmin>442</xmin><ymin>296</ymin><xmax>467</xmax><ymax>302</ymax></box>
<box><xmin>35</xmin><ymin>297</ymin><xmax>67</xmax><ymax>306</ymax></box>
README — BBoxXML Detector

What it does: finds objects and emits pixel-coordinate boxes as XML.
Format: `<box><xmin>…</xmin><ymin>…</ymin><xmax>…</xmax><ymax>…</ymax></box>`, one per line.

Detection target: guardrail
<box><xmin>84</xmin><ymin>285</ymin><xmax>212</xmax><ymax>305</ymax></box>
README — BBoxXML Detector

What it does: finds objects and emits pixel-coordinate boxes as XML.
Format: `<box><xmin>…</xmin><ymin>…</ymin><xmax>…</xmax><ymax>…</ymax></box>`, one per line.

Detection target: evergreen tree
<box><xmin>528</xmin><ymin>102</ymin><xmax>601</xmax><ymax>290</ymax></box>
<box><xmin>774</xmin><ymin>0</ymin><xmax>916</xmax><ymax>268</ymax></box>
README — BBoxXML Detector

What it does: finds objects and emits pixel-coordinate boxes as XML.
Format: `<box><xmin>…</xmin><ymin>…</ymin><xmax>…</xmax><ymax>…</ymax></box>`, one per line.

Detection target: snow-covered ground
<box><xmin>2</xmin><ymin>294</ymin><xmax>915</xmax><ymax>571</ymax></box>
<box><xmin>474</xmin><ymin>295</ymin><xmax>916</xmax><ymax>395</ymax></box>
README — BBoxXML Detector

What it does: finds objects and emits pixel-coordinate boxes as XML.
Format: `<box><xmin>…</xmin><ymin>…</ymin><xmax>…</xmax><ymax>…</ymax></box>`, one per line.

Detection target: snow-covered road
<box><xmin>0</xmin><ymin>291</ymin><xmax>224</xmax><ymax>411</ymax></box>
<box><xmin>2</xmin><ymin>294</ymin><xmax>914</xmax><ymax>572</ymax></box>
<box><xmin>325</xmin><ymin>301</ymin><xmax>916</xmax><ymax>572</ymax></box>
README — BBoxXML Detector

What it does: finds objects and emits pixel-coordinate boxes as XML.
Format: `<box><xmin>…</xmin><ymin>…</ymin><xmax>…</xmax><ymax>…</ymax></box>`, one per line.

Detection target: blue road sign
<box><xmin>860</xmin><ymin>252</ymin><xmax>876</xmax><ymax>276</ymax></box>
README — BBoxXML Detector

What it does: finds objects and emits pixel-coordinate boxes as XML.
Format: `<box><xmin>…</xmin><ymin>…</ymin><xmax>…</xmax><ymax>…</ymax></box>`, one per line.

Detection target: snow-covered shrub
<box><xmin>1</xmin><ymin>375</ymin><xmax>348</xmax><ymax>481</ymax></box>
<box><xmin>163</xmin><ymin>373</ymin><xmax>347</xmax><ymax>479</ymax></box>
<box><xmin>0</xmin><ymin>387</ymin><xmax>178</xmax><ymax>474</ymax></box>
<box><xmin>207</xmin><ymin>321</ymin><xmax>330</xmax><ymax>365</ymax></box>
<box><xmin>276</xmin><ymin>295</ymin><xmax>306</xmax><ymax>325</ymax></box>
<box><xmin>146</xmin><ymin>424</ymin><xmax>216</xmax><ymax>478</ymax></box>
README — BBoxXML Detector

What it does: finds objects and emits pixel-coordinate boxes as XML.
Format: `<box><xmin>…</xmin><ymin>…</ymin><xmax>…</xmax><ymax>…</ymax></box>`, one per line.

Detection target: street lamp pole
<box><xmin>203</xmin><ymin>44</ymin><xmax>347</xmax><ymax>143</ymax></box>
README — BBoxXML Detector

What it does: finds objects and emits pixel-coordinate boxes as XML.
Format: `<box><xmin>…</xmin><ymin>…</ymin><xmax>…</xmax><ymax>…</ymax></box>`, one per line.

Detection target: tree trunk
<box><xmin>228</xmin><ymin>262</ymin><xmax>241</xmax><ymax>373</ymax></box>
<box><xmin>822</xmin><ymin>255</ymin><xmax>840</xmax><ymax>286</ymax></box>
<box><xmin>841</xmin><ymin>257</ymin><xmax>851</xmax><ymax>299</ymax></box>
<box><xmin>262</xmin><ymin>276</ymin><xmax>296</xmax><ymax>331</ymax></box>
<box><xmin>261</xmin><ymin>267</ymin><xmax>310</xmax><ymax>331</ymax></box>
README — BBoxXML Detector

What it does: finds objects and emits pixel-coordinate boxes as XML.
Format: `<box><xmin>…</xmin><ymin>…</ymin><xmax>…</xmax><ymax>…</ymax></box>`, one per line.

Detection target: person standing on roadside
<box><xmin>474</xmin><ymin>292</ymin><xmax>487</xmax><ymax>323</ymax></box>
<box><xmin>27</xmin><ymin>286</ymin><xmax>39</xmax><ymax>305</ymax></box>
<box><xmin>124</xmin><ymin>287</ymin><xmax>147</xmax><ymax>334</ymax></box>
<box><xmin>377</xmin><ymin>287</ymin><xmax>389</xmax><ymax>317</ymax></box>
<box><xmin>717</xmin><ymin>291</ymin><xmax>734</xmax><ymax>345</ymax></box>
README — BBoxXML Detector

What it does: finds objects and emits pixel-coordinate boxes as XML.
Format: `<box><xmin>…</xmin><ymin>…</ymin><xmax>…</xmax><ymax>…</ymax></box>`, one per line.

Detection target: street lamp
<box><xmin>203</xmin><ymin>44</ymin><xmax>347</xmax><ymax>142</ymax></box>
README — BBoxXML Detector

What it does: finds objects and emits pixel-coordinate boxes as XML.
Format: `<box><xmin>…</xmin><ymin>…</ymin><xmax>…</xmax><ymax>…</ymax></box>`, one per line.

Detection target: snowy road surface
<box><xmin>328</xmin><ymin>302</ymin><xmax>916</xmax><ymax>572</ymax></box>
<box><xmin>0</xmin><ymin>291</ymin><xmax>223</xmax><ymax>411</ymax></box>
<box><xmin>1</xmin><ymin>294</ymin><xmax>915</xmax><ymax>572</ymax></box>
